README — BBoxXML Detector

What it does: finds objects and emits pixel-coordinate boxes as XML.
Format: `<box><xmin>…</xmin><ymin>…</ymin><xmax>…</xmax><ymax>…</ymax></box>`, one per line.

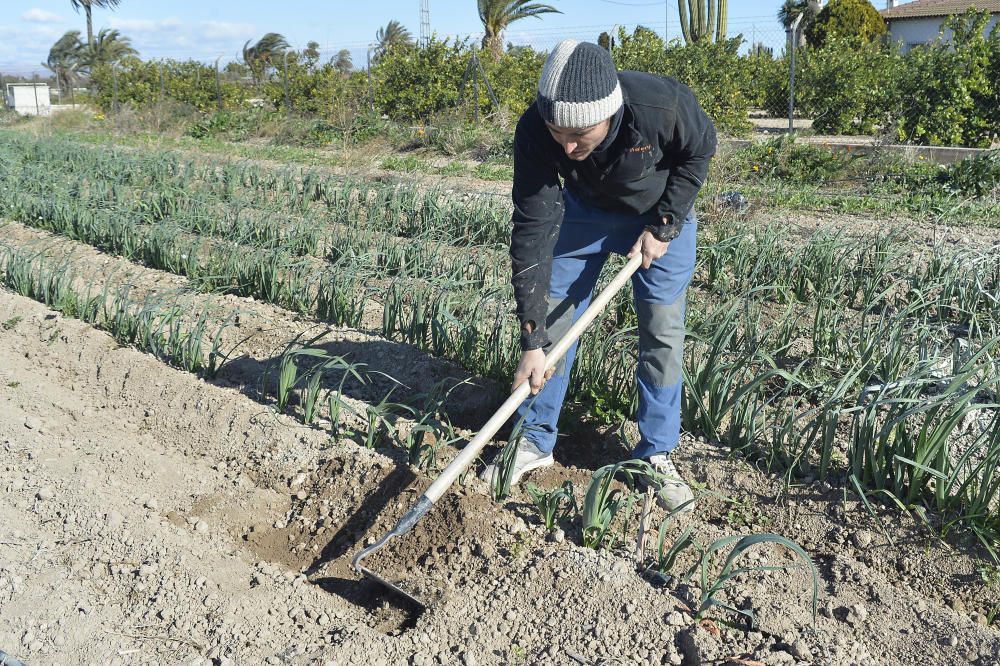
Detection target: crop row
<box><xmin>3</xmin><ymin>132</ymin><xmax>999</xmax><ymax>558</ymax></box>
<box><xmin>2</xmin><ymin>133</ymin><xmax>513</xmax><ymax>247</ymax></box>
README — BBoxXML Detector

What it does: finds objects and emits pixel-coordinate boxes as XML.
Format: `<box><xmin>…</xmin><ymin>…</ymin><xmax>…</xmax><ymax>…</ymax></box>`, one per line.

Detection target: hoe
<box><xmin>352</xmin><ymin>254</ymin><xmax>643</xmax><ymax>609</ymax></box>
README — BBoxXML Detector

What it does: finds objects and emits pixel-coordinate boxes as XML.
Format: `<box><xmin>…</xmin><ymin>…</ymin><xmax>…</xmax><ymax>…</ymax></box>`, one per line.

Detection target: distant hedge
<box><xmin>91</xmin><ymin>13</ymin><xmax>1000</xmax><ymax>148</ymax></box>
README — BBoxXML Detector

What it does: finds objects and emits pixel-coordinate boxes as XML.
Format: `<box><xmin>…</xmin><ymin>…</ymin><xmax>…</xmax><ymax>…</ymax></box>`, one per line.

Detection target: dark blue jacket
<box><xmin>511</xmin><ymin>70</ymin><xmax>717</xmax><ymax>350</ymax></box>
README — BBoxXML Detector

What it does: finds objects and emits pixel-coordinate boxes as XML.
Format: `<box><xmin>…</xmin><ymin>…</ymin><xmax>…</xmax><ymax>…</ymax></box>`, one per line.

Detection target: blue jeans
<box><xmin>515</xmin><ymin>190</ymin><xmax>697</xmax><ymax>459</ymax></box>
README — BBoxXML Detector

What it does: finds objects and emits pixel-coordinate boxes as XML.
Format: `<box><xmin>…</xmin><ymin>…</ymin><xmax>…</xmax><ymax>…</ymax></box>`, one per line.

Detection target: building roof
<box><xmin>881</xmin><ymin>0</ymin><xmax>1000</xmax><ymax>20</ymax></box>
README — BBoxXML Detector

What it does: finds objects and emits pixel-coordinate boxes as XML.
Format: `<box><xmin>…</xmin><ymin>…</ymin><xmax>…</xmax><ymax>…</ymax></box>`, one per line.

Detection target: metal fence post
<box><xmin>283</xmin><ymin>50</ymin><xmax>290</xmax><ymax>115</ymax></box>
<box><xmin>112</xmin><ymin>64</ymin><xmax>119</xmax><ymax>113</ymax></box>
<box><xmin>367</xmin><ymin>45</ymin><xmax>376</xmax><ymax>114</ymax></box>
<box><xmin>33</xmin><ymin>73</ymin><xmax>40</xmax><ymax>116</ymax></box>
<box><xmin>472</xmin><ymin>51</ymin><xmax>480</xmax><ymax>125</ymax></box>
<box><xmin>787</xmin><ymin>13</ymin><xmax>804</xmax><ymax>133</ymax></box>
<box><xmin>159</xmin><ymin>60</ymin><xmax>165</xmax><ymax>100</ymax></box>
<box><xmin>215</xmin><ymin>57</ymin><xmax>223</xmax><ymax>111</ymax></box>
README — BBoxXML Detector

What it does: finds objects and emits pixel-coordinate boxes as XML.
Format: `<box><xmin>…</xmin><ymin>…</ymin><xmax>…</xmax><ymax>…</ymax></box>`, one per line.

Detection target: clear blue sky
<box><xmin>4</xmin><ymin>0</ymin><xmax>805</xmax><ymax>76</ymax></box>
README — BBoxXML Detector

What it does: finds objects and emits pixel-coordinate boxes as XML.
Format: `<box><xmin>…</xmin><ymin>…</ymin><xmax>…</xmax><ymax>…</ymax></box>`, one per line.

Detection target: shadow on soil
<box><xmin>216</xmin><ymin>333</ymin><xmax>625</xmax><ymax>473</ymax></box>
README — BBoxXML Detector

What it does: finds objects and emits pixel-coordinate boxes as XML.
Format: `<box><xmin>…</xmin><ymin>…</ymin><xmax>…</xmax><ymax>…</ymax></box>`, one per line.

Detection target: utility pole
<box><xmin>420</xmin><ymin>0</ymin><xmax>431</xmax><ymax>46</ymax></box>
<box><xmin>665</xmin><ymin>0</ymin><xmax>669</xmax><ymax>43</ymax></box>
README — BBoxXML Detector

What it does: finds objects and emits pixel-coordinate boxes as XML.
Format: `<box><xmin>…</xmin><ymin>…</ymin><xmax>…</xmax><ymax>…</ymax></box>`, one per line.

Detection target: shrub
<box><xmin>91</xmin><ymin>56</ymin><xmax>248</xmax><ymax>113</ymax></box>
<box><xmin>370</xmin><ymin>38</ymin><xmax>469</xmax><ymax>121</ymax></box>
<box><xmin>612</xmin><ymin>27</ymin><xmax>753</xmax><ymax>135</ymax></box>
<box><xmin>482</xmin><ymin>47</ymin><xmax>546</xmax><ymax>119</ymax></box>
<box><xmin>794</xmin><ymin>37</ymin><xmax>900</xmax><ymax>134</ymax></box>
<box><xmin>895</xmin><ymin>10</ymin><xmax>998</xmax><ymax>147</ymax></box>
<box><xmin>806</xmin><ymin>0</ymin><xmax>887</xmax><ymax>48</ymax></box>
<box><xmin>406</xmin><ymin>108</ymin><xmax>515</xmax><ymax>159</ymax></box>
<box><xmin>724</xmin><ymin>135</ymin><xmax>855</xmax><ymax>183</ymax></box>
<box><xmin>935</xmin><ymin>150</ymin><xmax>1000</xmax><ymax>197</ymax></box>
<box><xmin>259</xmin><ymin>55</ymin><xmax>368</xmax><ymax>117</ymax></box>
<box><xmin>185</xmin><ymin>107</ymin><xmax>274</xmax><ymax>141</ymax></box>
<box><xmin>370</xmin><ymin>39</ymin><xmax>544</xmax><ymax>122</ymax></box>
<box><xmin>0</xmin><ymin>107</ymin><xmax>30</xmax><ymax>127</ymax></box>
<box><xmin>744</xmin><ymin>49</ymin><xmax>785</xmax><ymax>108</ymax></box>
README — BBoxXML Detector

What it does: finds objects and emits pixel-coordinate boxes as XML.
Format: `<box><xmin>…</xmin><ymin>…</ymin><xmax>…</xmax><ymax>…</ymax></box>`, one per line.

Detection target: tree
<box><xmin>477</xmin><ymin>0</ymin><xmax>561</xmax><ymax>60</ymax></box>
<box><xmin>333</xmin><ymin>49</ymin><xmax>354</xmax><ymax>75</ymax></box>
<box><xmin>43</xmin><ymin>31</ymin><xmax>86</xmax><ymax>97</ymax></box>
<box><xmin>303</xmin><ymin>41</ymin><xmax>321</xmax><ymax>69</ymax></box>
<box><xmin>597</xmin><ymin>31</ymin><xmax>615</xmax><ymax>51</ymax></box>
<box><xmin>778</xmin><ymin>0</ymin><xmax>820</xmax><ymax>46</ymax></box>
<box><xmin>678</xmin><ymin>0</ymin><xmax>728</xmax><ymax>45</ymax></box>
<box><xmin>69</xmin><ymin>0</ymin><xmax>122</xmax><ymax>51</ymax></box>
<box><xmin>84</xmin><ymin>28</ymin><xmax>136</xmax><ymax>68</ymax></box>
<box><xmin>375</xmin><ymin>20</ymin><xmax>413</xmax><ymax>62</ymax></box>
<box><xmin>806</xmin><ymin>0</ymin><xmax>887</xmax><ymax>48</ymax></box>
<box><xmin>242</xmin><ymin>33</ymin><xmax>290</xmax><ymax>84</ymax></box>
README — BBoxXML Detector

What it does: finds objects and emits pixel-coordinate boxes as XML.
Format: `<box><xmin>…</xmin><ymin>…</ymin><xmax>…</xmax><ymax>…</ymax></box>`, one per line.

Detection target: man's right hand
<box><xmin>513</xmin><ymin>348</ymin><xmax>553</xmax><ymax>395</ymax></box>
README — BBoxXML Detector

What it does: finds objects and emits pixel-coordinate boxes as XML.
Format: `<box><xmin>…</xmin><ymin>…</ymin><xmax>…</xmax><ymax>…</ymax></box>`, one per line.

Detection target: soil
<box><xmin>2</xmin><ymin>129</ymin><xmax>999</xmax><ymax>665</ymax></box>
<box><xmin>3</xmin><ymin>231</ymin><xmax>1000</xmax><ymax>665</ymax></box>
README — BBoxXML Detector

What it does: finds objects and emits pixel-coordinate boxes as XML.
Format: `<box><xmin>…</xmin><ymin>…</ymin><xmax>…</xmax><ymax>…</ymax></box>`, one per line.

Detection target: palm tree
<box><xmin>242</xmin><ymin>33</ymin><xmax>290</xmax><ymax>84</ymax></box>
<box><xmin>84</xmin><ymin>28</ymin><xmax>137</xmax><ymax>68</ymax></box>
<box><xmin>374</xmin><ymin>20</ymin><xmax>413</xmax><ymax>61</ymax></box>
<box><xmin>69</xmin><ymin>0</ymin><xmax>123</xmax><ymax>51</ymax></box>
<box><xmin>778</xmin><ymin>0</ymin><xmax>820</xmax><ymax>45</ymax></box>
<box><xmin>43</xmin><ymin>31</ymin><xmax>86</xmax><ymax>99</ymax></box>
<box><xmin>477</xmin><ymin>0</ymin><xmax>561</xmax><ymax>60</ymax></box>
<box><xmin>333</xmin><ymin>49</ymin><xmax>354</xmax><ymax>75</ymax></box>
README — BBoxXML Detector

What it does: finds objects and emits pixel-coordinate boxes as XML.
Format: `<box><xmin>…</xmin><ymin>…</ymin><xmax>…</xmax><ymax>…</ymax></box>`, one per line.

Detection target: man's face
<box><xmin>545</xmin><ymin>118</ymin><xmax>612</xmax><ymax>161</ymax></box>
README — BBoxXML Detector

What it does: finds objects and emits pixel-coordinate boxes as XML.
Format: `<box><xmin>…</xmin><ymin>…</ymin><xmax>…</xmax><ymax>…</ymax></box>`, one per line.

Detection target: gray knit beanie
<box><xmin>537</xmin><ymin>40</ymin><xmax>622</xmax><ymax>129</ymax></box>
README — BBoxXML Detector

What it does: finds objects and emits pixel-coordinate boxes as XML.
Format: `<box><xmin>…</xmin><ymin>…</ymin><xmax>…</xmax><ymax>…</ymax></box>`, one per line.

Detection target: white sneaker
<box><xmin>645</xmin><ymin>454</ymin><xmax>695</xmax><ymax>513</ymax></box>
<box><xmin>480</xmin><ymin>437</ymin><xmax>554</xmax><ymax>487</ymax></box>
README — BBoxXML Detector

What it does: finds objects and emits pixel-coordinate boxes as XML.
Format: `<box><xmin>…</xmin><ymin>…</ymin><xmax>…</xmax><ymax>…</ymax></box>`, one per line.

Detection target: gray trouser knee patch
<box><xmin>636</xmin><ymin>299</ymin><xmax>685</xmax><ymax>387</ymax></box>
<box><xmin>545</xmin><ymin>297</ymin><xmax>576</xmax><ymax>375</ymax></box>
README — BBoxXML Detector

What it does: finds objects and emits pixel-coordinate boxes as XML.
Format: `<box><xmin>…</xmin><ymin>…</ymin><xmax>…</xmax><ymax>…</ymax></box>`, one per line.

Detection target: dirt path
<box><xmin>2</xmin><ymin>286</ymin><xmax>999</xmax><ymax>665</ymax></box>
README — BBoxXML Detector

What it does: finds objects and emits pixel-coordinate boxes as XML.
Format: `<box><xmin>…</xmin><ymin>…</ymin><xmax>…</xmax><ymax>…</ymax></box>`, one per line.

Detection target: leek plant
<box><xmin>582</xmin><ymin>460</ymin><xmax>655</xmax><ymax>549</ymax></box>
<box><xmin>525</xmin><ymin>481</ymin><xmax>578</xmax><ymax>530</ymax></box>
<box><xmin>682</xmin><ymin>533</ymin><xmax>818</xmax><ymax>623</ymax></box>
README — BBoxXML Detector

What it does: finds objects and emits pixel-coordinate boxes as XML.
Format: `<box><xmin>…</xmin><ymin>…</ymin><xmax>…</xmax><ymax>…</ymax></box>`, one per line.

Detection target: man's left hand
<box><xmin>628</xmin><ymin>222</ymin><xmax>670</xmax><ymax>270</ymax></box>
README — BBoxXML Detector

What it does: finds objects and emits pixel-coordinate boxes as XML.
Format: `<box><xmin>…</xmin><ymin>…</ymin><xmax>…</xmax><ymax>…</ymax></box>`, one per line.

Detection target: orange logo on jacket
<box><xmin>629</xmin><ymin>145</ymin><xmax>653</xmax><ymax>153</ymax></box>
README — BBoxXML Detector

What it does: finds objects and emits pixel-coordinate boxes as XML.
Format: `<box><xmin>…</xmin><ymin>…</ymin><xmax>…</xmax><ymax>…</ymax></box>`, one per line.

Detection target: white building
<box><xmin>881</xmin><ymin>0</ymin><xmax>1000</xmax><ymax>53</ymax></box>
<box><xmin>4</xmin><ymin>83</ymin><xmax>51</xmax><ymax>116</ymax></box>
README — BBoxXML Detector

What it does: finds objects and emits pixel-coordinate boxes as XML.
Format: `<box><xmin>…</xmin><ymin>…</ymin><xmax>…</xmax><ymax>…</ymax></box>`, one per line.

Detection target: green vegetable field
<box><xmin>1</xmin><ymin>128</ymin><xmax>998</xmax><ymax>664</ymax></box>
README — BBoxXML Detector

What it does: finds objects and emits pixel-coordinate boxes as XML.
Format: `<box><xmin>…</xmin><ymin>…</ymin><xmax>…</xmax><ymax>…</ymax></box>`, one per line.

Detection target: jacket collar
<box><xmin>592</xmin><ymin>104</ymin><xmax>625</xmax><ymax>154</ymax></box>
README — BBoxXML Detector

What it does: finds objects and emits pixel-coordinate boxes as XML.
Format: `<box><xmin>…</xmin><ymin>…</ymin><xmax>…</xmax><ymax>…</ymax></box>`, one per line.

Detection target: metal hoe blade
<box><xmin>351</xmin><ymin>496</ymin><xmax>433</xmax><ymax>610</ymax></box>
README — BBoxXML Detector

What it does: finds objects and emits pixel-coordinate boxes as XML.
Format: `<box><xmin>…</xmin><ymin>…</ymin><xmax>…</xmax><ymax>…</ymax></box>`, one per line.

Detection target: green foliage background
<box><xmin>88</xmin><ymin>13</ymin><xmax>1000</xmax><ymax>148</ymax></box>
<box><xmin>894</xmin><ymin>11</ymin><xmax>1000</xmax><ymax>148</ymax></box>
<box><xmin>612</xmin><ymin>27</ymin><xmax>753</xmax><ymax>135</ymax></box>
<box><xmin>91</xmin><ymin>56</ymin><xmax>248</xmax><ymax>112</ymax></box>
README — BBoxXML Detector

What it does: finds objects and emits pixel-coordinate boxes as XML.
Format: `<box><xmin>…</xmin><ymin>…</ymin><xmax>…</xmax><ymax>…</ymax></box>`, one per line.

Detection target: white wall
<box><xmin>5</xmin><ymin>85</ymin><xmax>51</xmax><ymax>116</ymax></box>
<box><xmin>889</xmin><ymin>14</ymin><xmax>1000</xmax><ymax>53</ymax></box>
